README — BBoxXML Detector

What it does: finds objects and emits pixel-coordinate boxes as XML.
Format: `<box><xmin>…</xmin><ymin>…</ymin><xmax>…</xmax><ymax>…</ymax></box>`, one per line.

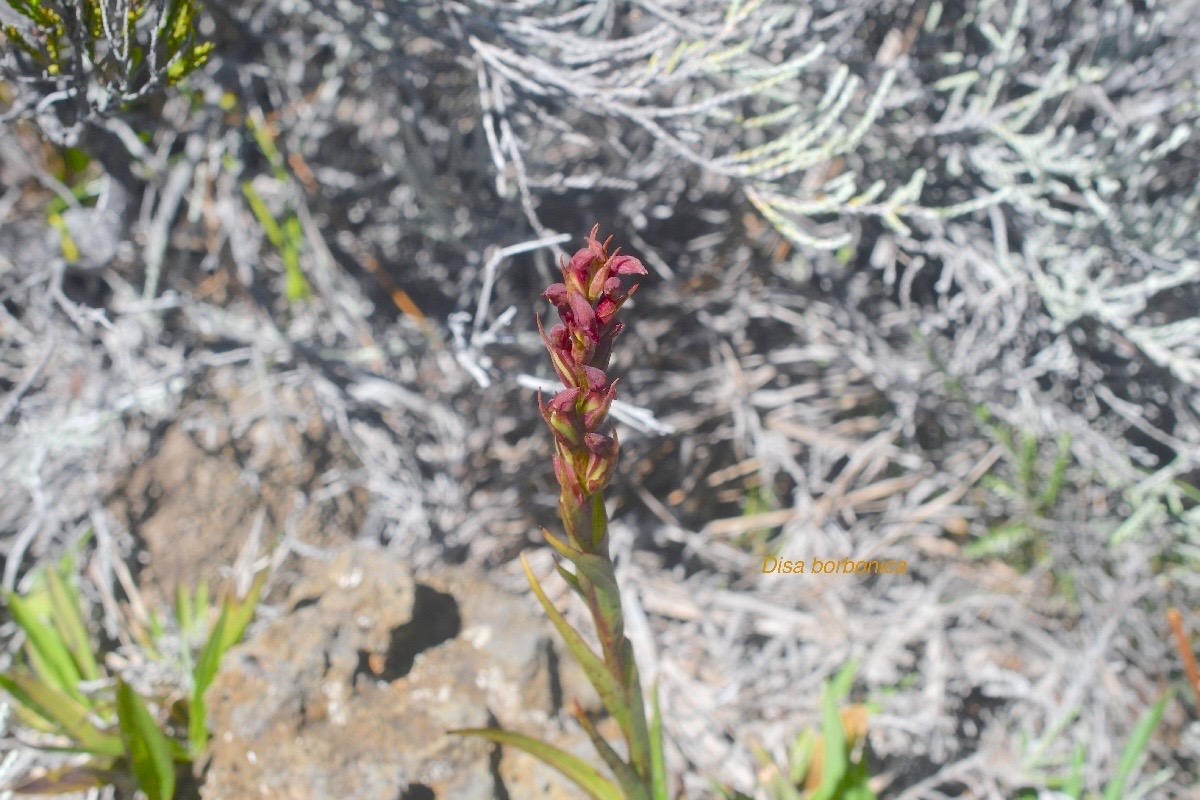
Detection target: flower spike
<box><xmin>536</xmin><ymin>227</ymin><xmax>646</xmax><ymax>542</ymax></box>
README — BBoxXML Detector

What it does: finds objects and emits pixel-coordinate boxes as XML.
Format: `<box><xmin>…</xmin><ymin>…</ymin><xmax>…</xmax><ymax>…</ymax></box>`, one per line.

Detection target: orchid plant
<box><xmin>454</xmin><ymin>226</ymin><xmax>670</xmax><ymax>800</ymax></box>
<box><xmin>454</xmin><ymin>227</ymin><xmax>879</xmax><ymax>800</ymax></box>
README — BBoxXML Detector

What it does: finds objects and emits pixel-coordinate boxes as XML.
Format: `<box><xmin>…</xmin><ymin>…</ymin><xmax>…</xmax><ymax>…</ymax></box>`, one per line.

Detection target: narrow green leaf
<box><xmin>590</xmin><ymin>493</ymin><xmax>608</xmax><ymax>550</ymax></box>
<box><xmin>451</xmin><ymin>727</ymin><xmax>622</xmax><ymax>800</ymax></box>
<box><xmin>538</xmin><ymin>533</ymin><xmax>652</xmax><ymax>777</ymax></box>
<box><xmin>843</xmin><ymin>751</ymin><xmax>876</xmax><ymax>799</ymax></box>
<box><xmin>282</xmin><ymin>215</ymin><xmax>309</xmax><ymax>302</ymax></box>
<box><xmin>247</xmin><ymin>111</ymin><xmax>285</xmax><ymax>173</ymax></box>
<box><xmin>810</xmin><ymin>682</ymin><xmax>848</xmax><ymax>800</ymax></box>
<box><xmin>194</xmin><ymin>580</ymin><xmax>210</xmax><ymax>628</ymax></box>
<box><xmin>1018</xmin><ymin>432</ymin><xmax>1038</xmax><ymax>492</ymax></box>
<box><xmin>766</xmin><ymin>771</ymin><xmax>803</xmax><ymax>800</ymax></box>
<box><xmin>622</xmin><ymin>656</ymin><xmax>654</xmax><ymax>782</ymax></box>
<box><xmin>241</xmin><ymin>181</ymin><xmax>283</xmax><ymax>247</ymax></box>
<box><xmin>964</xmin><ymin>523</ymin><xmax>1034</xmax><ymax>559</ymax></box>
<box><xmin>13</xmin><ymin>764</ymin><xmax>115</xmax><ymax>795</ymax></box>
<box><xmin>787</xmin><ymin>729</ymin><xmax>816</xmax><ymax>785</ymax></box>
<box><xmin>1102</xmin><ymin>693</ymin><xmax>1169</xmax><ymax>800</ymax></box>
<box><xmin>542</xmin><ymin>529</ymin><xmax>586</xmax><ymax>597</ymax></box>
<box><xmin>219</xmin><ymin>570</ymin><xmax>266</xmax><ymax>654</ymax></box>
<box><xmin>10</xmin><ymin>694</ymin><xmax>61</xmax><ymax>735</ymax></box>
<box><xmin>748</xmin><ymin>737</ymin><xmax>802</xmax><ymax>800</ymax></box>
<box><xmin>116</xmin><ymin>680</ymin><xmax>176</xmax><ymax>800</ymax></box>
<box><xmin>649</xmin><ymin>685</ymin><xmax>670</xmax><ymax>800</ymax></box>
<box><xmin>1064</xmin><ymin>743</ymin><xmax>1085</xmax><ymax>799</ymax></box>
<box><xmin>829</xmin><ymin>659</ymin><xmax>858</xmax><ymax>701</ymax></box>
<box><xmin>176</xmin><ymin>583</ymin><xmax>194</xmax><ymax>636</ymax></box>
<box><xmin>520</xmin><ymin>555</ymin><xmax>633</xmax><ymax>742</ymax></box>
<box><xmin>572</xmin><ymin>703</ymin><xmax>649</xmax><ymax>800</ymax></box>
<box><xmin>6</xmin><ymin>592</ymin><xmax>84</xmax><ymax>702</ymax></box>
<box><xmin>555</xmin><ymin>563</ymin><xmax>585</xmax><ymax>598</ymax></box>
<box><xmin>189</xmin><ymin>605</ymin><xmax>229</xmax><ymax>756</ymax></box>
<box><xmin>45</xmin><ymin>570</ymin><xmax>100</xmax><ymax>682</ymax></box>
<box><xmin>0</xmin><ymin>673</ymin><xmax>123</xmax><ymax>757</ymax></box>
<box><xmin>189</xmin><ymin>573</ymin><xmax>263</xmax><ymax>756</ymax></box>
<box><xmin>709</xmin><ymin>779</ymin><xmax>753</xmax><ymax>800</ymax></box>
<box><xmin>1037</xmin><ymin>432</ymin><xmax>1072</xmax><ymax>511</ymax></box>
<box><xmin>151</xmin><ymin>608</ymin><xmax>166</xmax><ymax>642</ymax></box>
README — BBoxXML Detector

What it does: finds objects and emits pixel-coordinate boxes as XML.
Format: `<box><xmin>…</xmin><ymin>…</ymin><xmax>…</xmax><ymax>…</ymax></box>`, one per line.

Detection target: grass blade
<box><xmin>810</xmin><ymin>680</ymin><xmax>848</xmax><ymax>800</ymax></box>
<box><xmin>116</xmin><ymin>680</ymin><xmax>176</xmax><ymax>800</ymax></box>
<box><xmin>1102</xmin><ymin>692</ymin><xmax>1169</xmax><ymax>800</ymax></box>
<box><xmin>520</xmin><ymin>555</ymin><xmax>633</xmax><ymax>743</ymax></box>
<box><xmin>1064</xmin><ymin>743</ymin><xmax>1085</xmax><ymax>799</ymax></box>
<box><xmin>572</xmin><ymin>702</ymin><xmax>649</xmax><ymax>800</ymax></box>
<box><xmin>450</xmin><ymin>727</ymin><xmax>622</xmax><ymax>800</ymax></box>
<box><xmin>189</xmin><ymin>574</ymin><xmax>264</xmax><ymax>756</ymax></box>
<box><xmin>13</xmin><ymin>764</ymin><xmax>117</xmax><ymax>795</ymax></box>
<box><xmin>0</xmin><ymin>673</ymin><xmax>123</xmax><ymax>757</ymax></box>
<box><xmin>45</xmin><ymin>570</ymin><xmax>100</xmax><ymax>682</ymax></box>
<box><xmin>829</xmin><ymin>659</ymin><xmax>858</xmax><ymax>701</ymax></box>
<box><xmin>6</xmin><ymin>591</ymin><xmax>84</xmax><ymax>702</ymax></box>
<box><xmin>188</xmin><ymin>605</ymin><xmax>229</xmax><ymax>756</ymax></box>
<box><xmin>218</xmin><ymin>570</ymin><xmax>266</xmax><ymax>654</ymax></box>
<box><xmin>176</xmin><ymin>583</ymin><xmax>194</xmax><ymax>637</ymax></box>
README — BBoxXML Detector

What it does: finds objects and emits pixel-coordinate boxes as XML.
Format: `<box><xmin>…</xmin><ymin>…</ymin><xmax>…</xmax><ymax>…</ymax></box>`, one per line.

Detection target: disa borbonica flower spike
<box><xmin>455</xmin><ymin>227</ymin><xmax>664</xmax><ymax>799</ymax></box>
<box><xmin>537</xmin><ymin>226</ymin><xmax>646</xmax><ymax>550</ymax></box>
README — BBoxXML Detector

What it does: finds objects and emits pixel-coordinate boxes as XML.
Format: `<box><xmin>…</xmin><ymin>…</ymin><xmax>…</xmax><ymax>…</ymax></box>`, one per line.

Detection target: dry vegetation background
<box><xmin>1</xmin><ymin>0</ymin><xmax>1199</xmax><ymax>797</ymax></box>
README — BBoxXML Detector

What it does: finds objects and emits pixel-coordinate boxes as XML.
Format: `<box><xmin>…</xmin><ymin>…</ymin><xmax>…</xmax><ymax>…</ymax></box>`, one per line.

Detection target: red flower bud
<box><xmin>543</xmin><ymin>283</ymin><xmax>569</xmax><ymax>310</ymax></box>
<box><xmin>564</xmin><ymin>242</ymin><xmax>600</xmax><ymax>298</ymax></box>
<box><xmin>540</xmin><ymin>389</ymin><xmax>583</xmax><ymax>448</ymax></box>
<box><xmin>554</xmin><ymin>453</ymin><xmax>586</xmax><ymax>512</ymax></box>
<box><xmin>583</xmin><ymin>430</ymin><xmax>618</xmax><ymax>495</ymax></box>
<box><xmin>595</xmin><ymin>295</ymin><xmax>620</xmax><ymax>326</ymax></box>
<box><xmin>582</xmin><ymin>380</ymin><xmax>618</xmax><ymax>431</ymax></box>
<box><xmin>591</xmin><ymin>320</ymin><xmax>624</xmax><ymax>371</ymax></box>
<box><xmin>567</xmin><ymin>292</ymin><xmax>599</xmax><ymax>342</ymax></box>
<box><xmin>588</xmin><ymin>261</ymin><xmax>612</xmax><ymax>301</ymax></box>
<box><xmin>582</xmin><ymin>366</ymin><xmax>607</xmax><ymax>391</ymax></box>
<box><xmin>610</xmin><ymin>254</ymin><xmax>647</xmax><ymax>277</ymax></box>
<box><xmin>567</xmin><ymin>243</ymin><xmax>600</xmax><ymax>277</ymax></box>
<box><xmin>539</xmin><ymin>315</ymin><xmax>582</xmax><ymax>388</ymax></box>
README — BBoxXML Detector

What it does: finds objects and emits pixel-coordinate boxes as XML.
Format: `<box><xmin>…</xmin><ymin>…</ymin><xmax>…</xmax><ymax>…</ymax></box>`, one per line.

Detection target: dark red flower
<box><xmin>537</xmin><ymin>226</ymin><xmax>649</xmax><ymax>543</ymax></box>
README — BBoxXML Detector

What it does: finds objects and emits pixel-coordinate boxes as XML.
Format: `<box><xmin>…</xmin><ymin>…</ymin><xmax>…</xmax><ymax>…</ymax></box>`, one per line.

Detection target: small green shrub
<box><xmin>1</xmin><ymin>0</ymin><xmax>211</xmax><ymax>142</ymax></box>
<box><xmin>0</xmin><ymin>556</ymin><xmax>264</xmax><ymax>798</ymax></box>
<box><xmin>968</xmin><ymin>408</ymin><xmax>1074</xmax><ymax>570</ymax></box>
<box><xmin>1017</xmin><ymin>691</ymin><xmax>1170</xmax><ymax>800</ymax></box>
<box><xmin>716</xmin><ymin>662</ymin><xmax>876</xmax><ymax>800</ymax></box>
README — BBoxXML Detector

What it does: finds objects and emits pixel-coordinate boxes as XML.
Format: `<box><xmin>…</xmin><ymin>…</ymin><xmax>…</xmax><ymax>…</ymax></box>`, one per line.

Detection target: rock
<box><xmin>202</xmin><ymin>545</ymin><xmax>599</xmax><ymax>800</ymax></box>
<box><xmin>107</xmin><ymin>382</ymin><xmax>368</xmax><ymax>605</ymax></box>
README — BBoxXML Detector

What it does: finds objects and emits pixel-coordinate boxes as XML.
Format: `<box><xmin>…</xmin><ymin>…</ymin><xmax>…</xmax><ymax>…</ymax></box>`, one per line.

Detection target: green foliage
<box><xmin>1100</xmin><ymin>693</ymin><xmax>1169</xmax><ymax>800</ymax></box>
<box><xmin>116</xmin><ymin>679</ymin><xmax>176</xmax><ymax>800</ymax></box>
<box><xmin>0</xmin><ymin>558</ymin><xmax>265</xmax><ymax>797</ymax></box>
<box><xmin>451</xmin><ymin>726</ymin><xmax>626</xmax><ymax>800</ymax></box>
<box><xmin>968</xmin><ymin>414</ymin><xmax>1074</xmax><ymax>570</ymax></box>
<box><xmin>188</xmin><ymin>573</ymin><xmax>266</xmax><ymax>756</ymax></box>
<box><xmin>454</xmin><ymin>550</ymin><xmax>664</xmax><ymax>799</ymax></box>
<box><xmin>242</xmin><ymin>110</ymin><xmax>312</xmax><ymax>303</ymax></box>
<box><xmin>2</xmin><ymin>0</ymin><xmax>211</xmax><ymax>91</ymax></box>
<box><xmin>43</xmin><ymin>149</ymin><xmax>104</xmax><ymax>263</ymax></box>
<box><xmin>1019</xmin><ymin>691</ymin><xmax>1170</xmax><ymax>799</ymax></box>
<box><xmin>715</xmin><ymin>662</ymin><xmax>876</xmax><ymax>800</ymax></box>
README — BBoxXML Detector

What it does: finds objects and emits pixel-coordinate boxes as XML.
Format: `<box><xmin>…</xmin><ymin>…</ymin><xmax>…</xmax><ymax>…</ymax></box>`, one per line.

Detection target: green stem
<box><xmin>591</xmin><ymin>492</ymin><xmax>609</xmax><ymax>551</ymax></box>
<box><xmin>576</xmin><ymin>494</ymin><xmax>654</xmax><ymax>786</ymax></box>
